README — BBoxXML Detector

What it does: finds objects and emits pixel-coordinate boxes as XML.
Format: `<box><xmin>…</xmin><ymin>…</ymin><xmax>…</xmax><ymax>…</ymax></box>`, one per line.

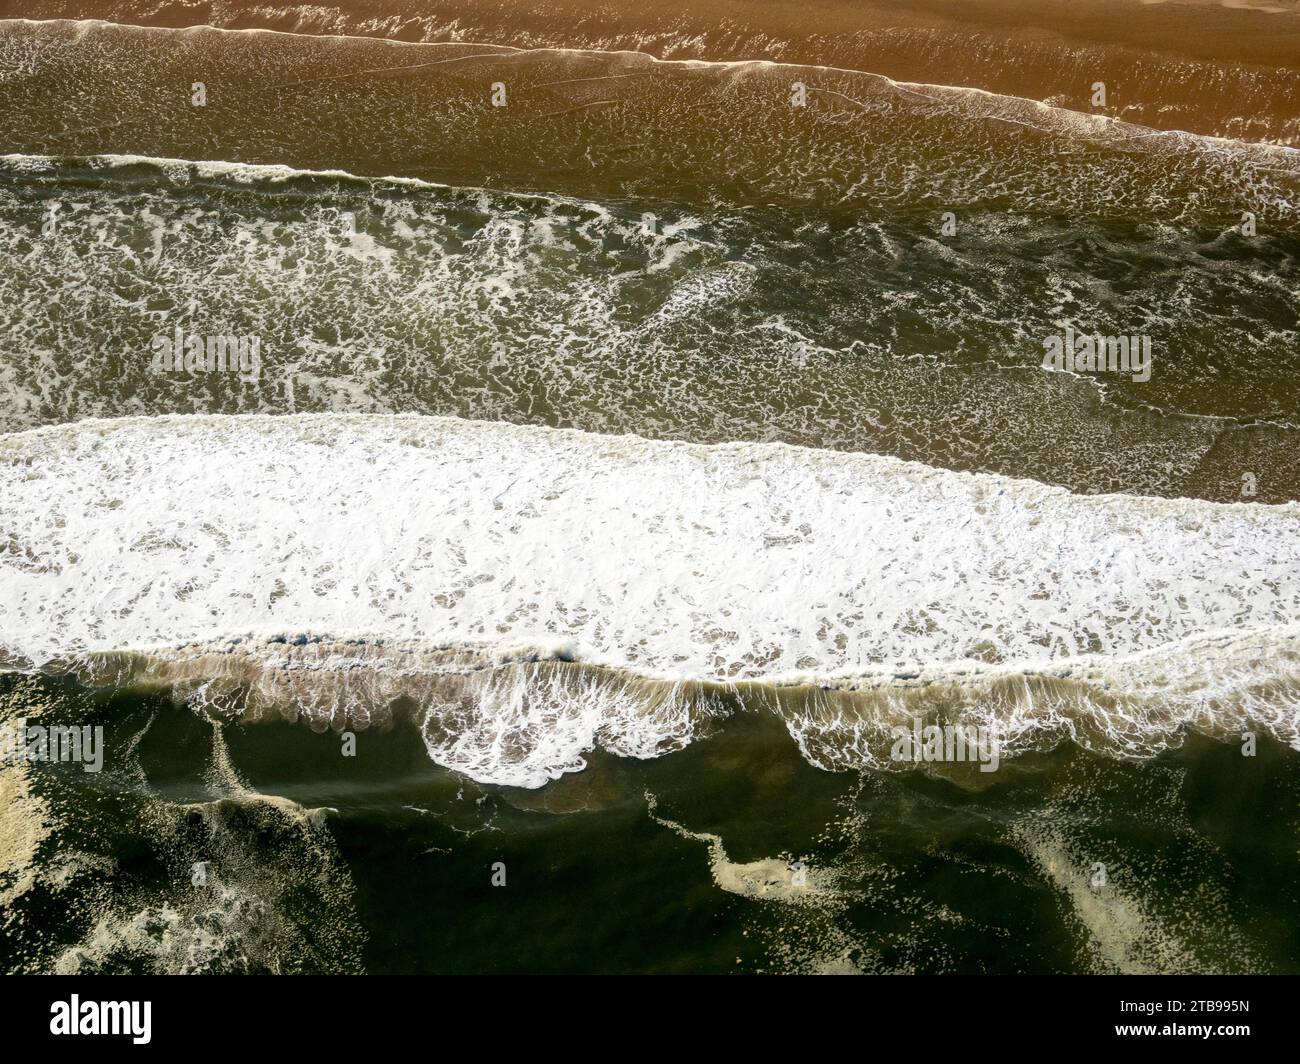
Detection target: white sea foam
<box><xmin>419</xmin><ymin>666</ymin><xmax>720</xmax><ymax>787</ymax></box>
<box><xmin>3</xmin><ymin>411</ymin><xmax>1298</xmax><ymax>670</ymax></box>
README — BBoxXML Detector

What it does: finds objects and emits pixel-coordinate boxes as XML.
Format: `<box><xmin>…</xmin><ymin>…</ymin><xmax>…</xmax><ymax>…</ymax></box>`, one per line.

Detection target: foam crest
<box><xmin>419</xmin><ymin>666</ymin><xmax>725</xmax><ymax>787</ymax></box>
<box><xmin>777</xmin><ymin>627</ymin><xmax>1300</xmax><ymax>771</ymax></box>
<box><xmin>21</xmin><ymin>622</ymin><xmax>1294</xmax><ymax>784</ymax></box>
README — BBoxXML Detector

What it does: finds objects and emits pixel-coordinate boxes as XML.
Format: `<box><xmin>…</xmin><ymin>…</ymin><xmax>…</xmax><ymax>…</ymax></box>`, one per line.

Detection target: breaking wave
<box><xmin>2</xmin><ymin>413</ymin><xmax>1298</xmax><ymax>784</ymax></box>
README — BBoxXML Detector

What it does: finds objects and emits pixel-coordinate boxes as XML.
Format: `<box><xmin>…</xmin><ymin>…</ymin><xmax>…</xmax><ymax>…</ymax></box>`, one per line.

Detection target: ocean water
<box><xmin>1</xmin><ymin>9</ymin><xmax>1298</xmax><ymax>974</ymax></box>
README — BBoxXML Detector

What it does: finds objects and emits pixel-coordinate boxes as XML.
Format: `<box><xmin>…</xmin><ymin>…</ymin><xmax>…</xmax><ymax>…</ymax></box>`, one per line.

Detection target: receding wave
<box><xmin>1</xmin><ymin>20</ymin><xmax>1297</xmax><ymax>223</ymax></box>
<box><xmin>5</xmin><ymin>0</ymin><xmax>1300</xmax><ymax>143</ymax></box>
<box><xmin>2</xmin><ymin>414</ymin><xmax>1298</xmax><ymax>783</ymax></box>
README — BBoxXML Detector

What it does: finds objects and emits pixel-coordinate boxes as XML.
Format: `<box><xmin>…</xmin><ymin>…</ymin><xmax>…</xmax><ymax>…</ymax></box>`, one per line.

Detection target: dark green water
<box><xmin>3</xmin><ymin>673</ymin><xmax>1297</xmax><ymax>974</ymax></box>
